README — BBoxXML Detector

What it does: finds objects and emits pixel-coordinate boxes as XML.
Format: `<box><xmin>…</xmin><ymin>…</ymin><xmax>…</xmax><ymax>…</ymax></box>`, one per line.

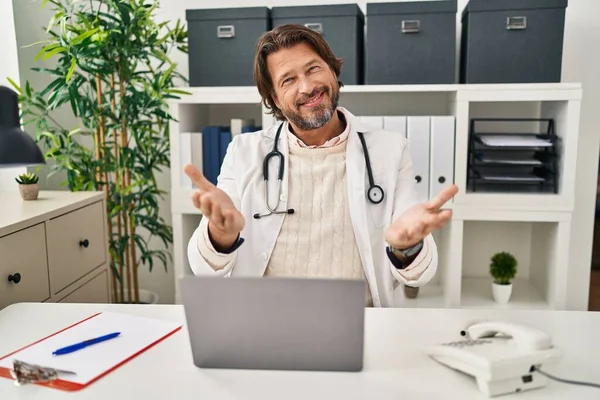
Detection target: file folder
<box><xmin>383</xmin><ymin>116</ymin><xmax>407</xmax><ymax>137</ymax></box>
<box><xmin>430</xmin><ymin>116</ymin><xmax>455</xmax><ymax>198</ymax></box>
<box><xmin>406</xmin><ymin>116</ymin><xmax>431</xmax><ymax>202</ymax></box>
<box><xmin>0</xmin><ymin>312</ymin><xmax>181</xmax><ymax>391</ymax></box>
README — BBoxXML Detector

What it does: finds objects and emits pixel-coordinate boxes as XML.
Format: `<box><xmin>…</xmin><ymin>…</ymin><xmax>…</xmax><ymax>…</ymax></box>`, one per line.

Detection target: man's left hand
<box><xmin>385</xmin><ymin>184</ymin><xmax>459</xmax><ymax>250</ymax></box>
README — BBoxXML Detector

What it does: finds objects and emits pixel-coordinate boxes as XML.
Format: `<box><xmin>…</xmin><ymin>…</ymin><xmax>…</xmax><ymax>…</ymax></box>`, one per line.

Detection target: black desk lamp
<box><xmin>0</xmin><ymin>85</ymin><xmax>45</xmax><ymax>167</ymax></box>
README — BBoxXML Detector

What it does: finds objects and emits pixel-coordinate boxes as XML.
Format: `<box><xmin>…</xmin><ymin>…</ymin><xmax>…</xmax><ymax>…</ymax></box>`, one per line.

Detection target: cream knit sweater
<box><xmin>263</xmin><ymin>137</ymin><xmax>371</xmax><ymax>304</ymax></box>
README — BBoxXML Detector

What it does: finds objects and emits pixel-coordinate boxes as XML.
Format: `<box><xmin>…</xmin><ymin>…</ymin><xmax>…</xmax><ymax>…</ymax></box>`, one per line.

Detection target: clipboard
<box><xmin>0</xmin><ymin>311</ymin><xmax>182</xmax><ymax>391</ymax></box>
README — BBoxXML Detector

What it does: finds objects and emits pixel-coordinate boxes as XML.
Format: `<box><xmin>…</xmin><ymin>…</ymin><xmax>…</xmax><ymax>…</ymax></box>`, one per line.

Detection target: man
<box><xmin>184</xmin><ymin>24</ymin><xmax>458</xmax><ymax>307</ymax></box>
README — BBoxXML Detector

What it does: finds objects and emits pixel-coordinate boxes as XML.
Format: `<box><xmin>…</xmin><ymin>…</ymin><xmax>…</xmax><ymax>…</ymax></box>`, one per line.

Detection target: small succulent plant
<box><xmin>15</xmin><ymin>172</ymin><xmax>39</xmax><ymax>185</ymax></box>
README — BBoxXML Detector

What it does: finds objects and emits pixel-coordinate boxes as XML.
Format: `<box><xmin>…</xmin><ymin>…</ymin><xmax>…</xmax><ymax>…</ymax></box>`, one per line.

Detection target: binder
<box><xmin>230</xmin><ymin>118</ymin><xmax>255</xmax><ymax>137</ymax></box>
<box><xmin>430</xmin><ymin>116</ymin><xmax>456</xmax><ymax>197</ymax></box>
<box><xmin>0</xmin><ymin>312</ymin><xmax>181</xmax><ymax>391</ymax></box>
<box><xmin>179</xmin><ymin>132</ymin><xmax>193</xmax><ymax>189</ymax></box>
<box><xmin>219</xmin><ymin>130</ymin><xmax>232</xmax><ymax>175</ymax></box>
<box><xmin>383</xmin><ymin>116</ymin><xmax>407</xmax><ymax>137</ymax></box>
<box><xmin>358</xmin><ymin>116</ymin><xmax>384</xmax><ymax>130</ymax></box>
<box><xmin>202</xmin><ymin>126</ymin><xmax>221</xmax><ymax>185</ymax></box>
<box><xmin>406</xmin><ymin>116</ymin><xmax>431</xmax><ymax>202</ymax></box>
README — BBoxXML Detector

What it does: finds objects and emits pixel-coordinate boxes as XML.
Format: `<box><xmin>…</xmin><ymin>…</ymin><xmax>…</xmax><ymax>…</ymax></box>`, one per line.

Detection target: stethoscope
<box><xmin>253</xmin><ymin>123</ymin><xmax>384</xmax><ymax>219</ymax></box>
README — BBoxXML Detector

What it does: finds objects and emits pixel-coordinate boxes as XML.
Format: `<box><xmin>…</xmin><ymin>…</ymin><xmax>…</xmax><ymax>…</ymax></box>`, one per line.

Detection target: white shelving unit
<box><xmin>169</xmin><ymin>83</ymin><xmax>585</xmax><ymax>310</ymax></box>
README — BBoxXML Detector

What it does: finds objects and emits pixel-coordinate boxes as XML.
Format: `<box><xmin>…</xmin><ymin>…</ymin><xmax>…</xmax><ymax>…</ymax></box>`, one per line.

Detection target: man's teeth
<box><xmin>305</xmin><ymin>93</ymin><xmax>321</xmax><ymax>104</ymax></box>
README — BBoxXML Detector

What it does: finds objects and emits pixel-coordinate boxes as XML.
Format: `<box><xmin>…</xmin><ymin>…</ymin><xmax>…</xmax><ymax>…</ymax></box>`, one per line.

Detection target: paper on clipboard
<box><xmin>0</xmin><ymin>312</ymin><xmax>181</xmax><ymax>391</ymax></box>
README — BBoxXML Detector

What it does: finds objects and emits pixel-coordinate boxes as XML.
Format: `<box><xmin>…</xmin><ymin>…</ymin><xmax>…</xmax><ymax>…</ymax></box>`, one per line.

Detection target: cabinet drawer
<box><xmin>47</xmin><ymin>201</ymin><xmax>107</xmax><ymax>293</ymax></box>
<box><xmin>58</xmin><ymin>269</ymin><xmax>109</xmax><ymax>303</ymax></box>
<box><xmin>0</xmin><ymin>224</ymin><xmax>50</xmax><ymax>309</ymax></box>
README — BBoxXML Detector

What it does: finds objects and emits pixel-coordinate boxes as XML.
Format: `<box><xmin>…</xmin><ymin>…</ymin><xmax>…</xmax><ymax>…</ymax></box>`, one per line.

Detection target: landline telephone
<box><xmin>423</xmin><ymin>320</ymin><xmax>563</xmax><ymax>397</ymax></box>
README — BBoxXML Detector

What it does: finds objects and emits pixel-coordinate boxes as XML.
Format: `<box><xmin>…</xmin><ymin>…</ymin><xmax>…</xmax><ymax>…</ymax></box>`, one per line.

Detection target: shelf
<box><xmin>170</xmin><ymin>86</ymin><xmax>261</xmax><ymax>104</ymax></box>
<box><xmin>461</xmin><ymin>278</ymin><xmax>549</xmax><ymax>310</ymax></box>
<box><xmin>461</xmin><ymin>219</ymin><xmax>570</xmax><ymax>310</ymax></box>
<box><xmin>451</xmin><ymin>207</ymin><xmax>571</xmax><ymax>223</ymax></box>
<box><xmin>168</xmin><ymin>83</ymin><xmax>582</xmax><ymax>104</ymax></box>
<box><xmin>394</xmin><ymin>284</ymin><xmax>445</xmax><ymax>308</ymax></box>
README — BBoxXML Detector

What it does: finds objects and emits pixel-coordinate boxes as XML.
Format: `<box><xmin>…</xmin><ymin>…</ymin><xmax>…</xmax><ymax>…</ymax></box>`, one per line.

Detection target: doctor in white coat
<box><xmin>184</xmin><ymin>24</ymin><xmax>458</xmax><ymax>307</ymax></box>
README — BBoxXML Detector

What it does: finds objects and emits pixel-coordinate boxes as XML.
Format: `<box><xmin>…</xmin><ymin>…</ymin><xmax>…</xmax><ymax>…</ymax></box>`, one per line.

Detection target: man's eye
<box><xmin>282</xmin><ymin>77</ymin><xmax>293</xmax><ymax>85</ymax></box>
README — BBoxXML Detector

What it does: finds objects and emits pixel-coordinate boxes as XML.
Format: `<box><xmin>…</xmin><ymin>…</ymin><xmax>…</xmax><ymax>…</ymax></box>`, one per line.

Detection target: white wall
<box><xmin>0</xmin><ymin>0</ymin><xmax>25</xmax><ymax>190</ymax></box>
<box><xmin>12</xmin><ymin>0</ymin><xmax>600</xmax><ymax>307</ymax></box>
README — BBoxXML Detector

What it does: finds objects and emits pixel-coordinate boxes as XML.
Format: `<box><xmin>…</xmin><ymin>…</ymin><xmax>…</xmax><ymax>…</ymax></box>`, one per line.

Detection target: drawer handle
<box><xmin>79</xmin><ymin>239</ymin><xmax>90</xmax><ymax>248</ymax></box>
<box><xmin>8</xmin><ymin>273</ymin><xmax>21</xmax><ymax>284</ymax></box>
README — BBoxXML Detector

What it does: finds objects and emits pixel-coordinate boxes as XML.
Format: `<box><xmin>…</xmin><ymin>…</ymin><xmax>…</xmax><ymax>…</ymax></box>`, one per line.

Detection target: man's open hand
<box><xmin>184</xmin><ymin>164</ymin><xmax>244</xmax><ymax>249</ymax></box>
<box><xmin>385</xmin><ymin>184</ymin><xmax>458</xmax><ymax>249</ymax></box>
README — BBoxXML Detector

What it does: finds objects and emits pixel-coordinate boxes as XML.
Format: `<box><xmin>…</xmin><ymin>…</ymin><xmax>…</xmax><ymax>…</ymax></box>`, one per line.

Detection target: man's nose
<box><xmin>298</xmin><ymin>76</ymin><xmax>316</xmax><ymax>95</ymax></box>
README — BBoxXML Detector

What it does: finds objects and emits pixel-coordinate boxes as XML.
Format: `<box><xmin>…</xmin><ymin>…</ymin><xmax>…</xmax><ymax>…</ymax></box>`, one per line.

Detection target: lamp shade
<box><xmin>0</xmin><ymin>85</ymin><xmax>45</xmax><ymax>167</ymax></box>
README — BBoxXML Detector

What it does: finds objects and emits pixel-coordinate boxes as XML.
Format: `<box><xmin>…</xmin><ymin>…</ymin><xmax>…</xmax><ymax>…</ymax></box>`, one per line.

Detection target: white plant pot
<box><xmin>138</xmin><ymin>289</ymin><xmax>159</xmax><ymax>304</ymax></box>
<box><xmin>492</xmin><ymin>282</ymin><xmax>512</xmax><ymax>304</ymax></box>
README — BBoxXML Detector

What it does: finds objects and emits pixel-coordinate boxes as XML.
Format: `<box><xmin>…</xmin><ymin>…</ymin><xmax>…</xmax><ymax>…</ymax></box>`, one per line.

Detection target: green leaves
<box><xmin>490</xmin><ymin>252</ymin><xmax>518</xmax><ymax>285</ymax></box>
<box><xmin>12</xmin><ymin>0</ymin><xmax>189</xmax><ymax>300</ymax></box>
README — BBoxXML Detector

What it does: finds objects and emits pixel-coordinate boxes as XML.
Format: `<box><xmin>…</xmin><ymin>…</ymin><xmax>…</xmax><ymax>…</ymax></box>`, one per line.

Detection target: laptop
<box><xmin>180</xmin><ymin>276</ymin><xmax>366</xmax><ymax>372</ymax></box>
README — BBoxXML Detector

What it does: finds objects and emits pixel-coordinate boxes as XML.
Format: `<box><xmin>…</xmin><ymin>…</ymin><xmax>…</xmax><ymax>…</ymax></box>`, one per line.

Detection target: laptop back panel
<box><xmin>180</xmin><ymin>276</ymin><xmax>366</xmax><ymax>372</ymax></box>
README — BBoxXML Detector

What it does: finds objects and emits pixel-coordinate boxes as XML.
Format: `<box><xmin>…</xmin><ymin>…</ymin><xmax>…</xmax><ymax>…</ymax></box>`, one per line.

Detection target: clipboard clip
<box><xmin>10</xmin><ymin>359</ymin><xmax>76</xmax><ymax>386</ymax></box>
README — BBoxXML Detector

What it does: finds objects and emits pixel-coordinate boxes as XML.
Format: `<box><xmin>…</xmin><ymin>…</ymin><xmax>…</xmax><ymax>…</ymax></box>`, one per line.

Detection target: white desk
<box><xmin>0</xmin><ymin>303</ymin><xmax>598</xmax><ymax>399</ymax></box>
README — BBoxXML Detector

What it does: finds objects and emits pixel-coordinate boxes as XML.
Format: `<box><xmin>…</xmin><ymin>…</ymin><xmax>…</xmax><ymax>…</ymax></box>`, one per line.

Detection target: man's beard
<box><xmin>281</xmin><ymin>86</ymin><xmax>339</xmax><ymax>131</ymax></box>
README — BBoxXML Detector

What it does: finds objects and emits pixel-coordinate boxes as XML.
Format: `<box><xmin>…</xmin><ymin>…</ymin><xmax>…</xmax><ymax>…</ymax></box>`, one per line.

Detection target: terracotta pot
<box><xmin>404</xmin><ymin>285</ymin><xmax>420</xmax><ymax>299</ymax></box>
<box><xmin>19</xmin><ymin>184</ymin><xmax>39</xmax><ymax>200</ymax></box>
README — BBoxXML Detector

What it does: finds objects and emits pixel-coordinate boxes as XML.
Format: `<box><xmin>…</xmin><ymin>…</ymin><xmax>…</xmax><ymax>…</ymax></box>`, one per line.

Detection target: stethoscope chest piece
<box><xmin>368</xmin><ymin>185</ymin><xmax>384</xmax><ymax>204</ymax></box>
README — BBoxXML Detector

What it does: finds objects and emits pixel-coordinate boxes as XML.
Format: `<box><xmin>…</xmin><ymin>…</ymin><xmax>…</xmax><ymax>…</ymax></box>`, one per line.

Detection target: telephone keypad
<box><xmin>442</xmin><ymin>340</ymin><xmax>492</xmax><ymax>348</ymax></box>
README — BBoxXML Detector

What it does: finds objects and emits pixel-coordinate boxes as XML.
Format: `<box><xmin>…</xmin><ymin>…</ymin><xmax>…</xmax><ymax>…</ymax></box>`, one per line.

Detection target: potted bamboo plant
<box><xmin>9</xmin><ymin>0</ymin><xmax>188</xmax><ymax>304</ymax></box>
<box><xmin>490</xmin><ymin>251</ymin><xmax>518</xmax><ymax>304</ymax></box>
<box><xmin>15</xmin><ymin>172</ymin><xmax>40</xmax><ymax>200</ymax></box>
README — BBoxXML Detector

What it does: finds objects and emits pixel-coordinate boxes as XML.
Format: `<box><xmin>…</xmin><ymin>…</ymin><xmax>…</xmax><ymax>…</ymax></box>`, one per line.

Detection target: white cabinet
<box><xmin>0</xmin><ymin>191</ymin><xmax>110</xmax><ymax>310</ymax></box>
<box><xmin>168</xmin><ymin>83</ymin><xmax>588</xmax><ymax>310</ymax></box>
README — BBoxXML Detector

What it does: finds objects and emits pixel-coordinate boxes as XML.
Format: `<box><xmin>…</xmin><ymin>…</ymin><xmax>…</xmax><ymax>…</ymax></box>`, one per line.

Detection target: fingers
<box><xmin>183</xmin><ymin>164</ymin><xmax>213</xmax><ymax>191</ymax></box>
<box><xmin>191</xmin><ymin>188</ymin><xmax>244</xmax><ymax>233</ymax></box>
<box><xmin>426</xmin><ymin>184</ymin><xmax>458</xmax><ymax>211</ymax></box>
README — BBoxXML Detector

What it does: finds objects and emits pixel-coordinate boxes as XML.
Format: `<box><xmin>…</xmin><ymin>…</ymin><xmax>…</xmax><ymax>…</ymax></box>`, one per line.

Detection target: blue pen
<box><xmin>52</xmin><ymin>332</ymin><xmax>121</xmax><ymax>356</ymax></box>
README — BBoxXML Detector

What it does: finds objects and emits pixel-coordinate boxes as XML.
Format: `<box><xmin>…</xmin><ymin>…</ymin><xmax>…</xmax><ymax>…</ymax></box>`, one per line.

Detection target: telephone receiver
<box><xmin>424</xmin><ymin>320</ymin><xmax>563</xmax><ymax>397</ymax></box>
<box><xmin>460</xmin><ymin>320</ymin><xmax>553</xmax><ymax>351</ymax></box>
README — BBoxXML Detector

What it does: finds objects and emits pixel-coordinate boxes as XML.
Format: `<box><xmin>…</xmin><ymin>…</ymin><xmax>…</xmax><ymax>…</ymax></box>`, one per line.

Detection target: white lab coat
<box><xmin>187</xmin><ymin>108</ymin><xmax>438</xmax><ymax>307</ymax></box>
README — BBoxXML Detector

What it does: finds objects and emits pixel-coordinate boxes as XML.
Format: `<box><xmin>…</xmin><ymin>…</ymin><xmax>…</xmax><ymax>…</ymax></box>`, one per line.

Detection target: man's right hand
<box><xmin>183</xmin><ymin>164</ymin><xmax>245</xmax><ymax>252</ymax></box>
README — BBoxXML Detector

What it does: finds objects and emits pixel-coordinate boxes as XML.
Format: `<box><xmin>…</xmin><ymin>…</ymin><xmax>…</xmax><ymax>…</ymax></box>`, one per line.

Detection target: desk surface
<box><xmin>0</xmin><ymin>303</ymin><xmax>598</xmax><ymax>400</ymax></box>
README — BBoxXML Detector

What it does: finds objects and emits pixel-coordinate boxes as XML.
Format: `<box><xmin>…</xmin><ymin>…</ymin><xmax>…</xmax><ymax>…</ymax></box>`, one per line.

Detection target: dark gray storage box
<box><xmin>365</xmin><ymin>1</ymin><xmax>457</xmax><ymax>84</ymax></box>
<box><xmin>460</xmin><ymin>0</ymin><xmax>568</xmax><ymax>83</ymax></box>
<box><xmin>271</xmin><ymin>4</ymin><xmax>364</xmax><ymax>85</ymax></box>
<box><xmin>186</xmin><ymin>7</ymin><xmax>270</xmax><ymax>86</ymax></box>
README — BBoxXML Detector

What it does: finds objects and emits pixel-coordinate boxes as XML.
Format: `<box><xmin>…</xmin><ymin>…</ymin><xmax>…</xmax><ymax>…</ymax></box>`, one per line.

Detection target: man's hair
<box><xmin>253</xmin><ymin>24</ymin><xmax>344</xmax><ymax>121</ymax></box>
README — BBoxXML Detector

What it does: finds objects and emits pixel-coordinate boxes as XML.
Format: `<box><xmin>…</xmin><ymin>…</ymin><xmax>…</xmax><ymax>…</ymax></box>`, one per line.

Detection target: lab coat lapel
<box><xmin>346</xmin><ymin>125</ymin><xmax>380</xmax><ymax>306</ymax></box>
